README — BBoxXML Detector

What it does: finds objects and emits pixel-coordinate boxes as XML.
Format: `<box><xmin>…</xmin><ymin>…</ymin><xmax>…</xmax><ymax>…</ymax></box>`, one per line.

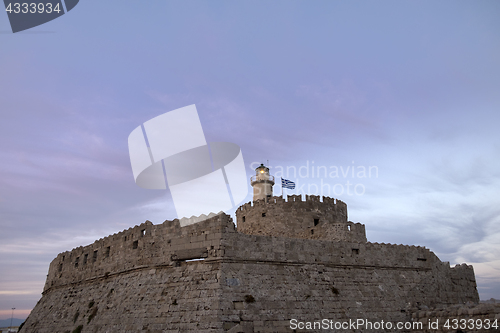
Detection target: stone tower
<box><xmin>250</xmin><ymin>163</ymin><xmax>274</xmax><ymax>201</ymax></box>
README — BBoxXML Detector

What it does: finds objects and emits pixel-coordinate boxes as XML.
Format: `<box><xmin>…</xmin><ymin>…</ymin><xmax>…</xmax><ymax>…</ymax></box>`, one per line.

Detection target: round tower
<box><xmin>250</xmin><ymin>163</ymin><xmax>275</xmax><ymax>201</ymax></box>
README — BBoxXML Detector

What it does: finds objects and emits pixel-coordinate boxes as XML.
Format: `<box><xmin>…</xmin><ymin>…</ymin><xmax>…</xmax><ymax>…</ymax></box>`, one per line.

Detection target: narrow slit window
<box><xmin>133</xmin><ymin>240</ymin><xmax>138</xmax><ymax>249</ymax></box>
<box><xmin>262</xmin><ymin>212</ymin><xmax>266</xmax><ymax>217</ymax></box>
<box><xmin>141</xmin><ymin>229</ymin><xmax>146</xmax><ymax>237</ymax></box>
<box><xmin>105</xmin><ymin>246</ymin><xmax>110</xmax><ymax>258</ymax></box>
<box><xmin>83</xmin><ymin>254</ymin><xmax>88</xmax><ymax>264</ymax></box>
<box><xmin>75</xmin><ymin>257</ymin><xmax>79</xmax><ymax>268</ymax></box>
<box><xmin>93</xmin><ymin>250</ymin><xmax>98</xmax><ymax>262</ymax></box>
<box><xmin>347</xmin><ymin>225</ymin><xmax>351</xmax><ymax>231</ymax></box>
<box><xmin>242</xmin><ymin>216</ymin><xmax>246</xmax><ymax>222</ymax></box>
<box><xmin>311</xmin><ymin>229</ymin><xmax>314</xmax><ymax>235</ymax></box>
<box><xmin>314</xmin><ymin>218</ymin><xmax>319</xmax><ymax>226</ymax></box>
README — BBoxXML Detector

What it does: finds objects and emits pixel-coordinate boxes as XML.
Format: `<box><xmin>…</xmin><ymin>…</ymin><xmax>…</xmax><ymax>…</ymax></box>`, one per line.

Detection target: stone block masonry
<box><xmin>23</xmin><ymin>214</ymin><xmax>234</xmax><ymax>333</ymax></box>
<box><xmin>411</xmin><ymin>303</ymin><xmax>500</xmax><ymax>333</ymax></box>
<box><xmin>20</xmin><ymin>196</ymin><xmax>479</xmax><ymax>332</ymax></box>
<box><xmin>236</xmin><ymin>195</ymin><xmax>366</xmax><ymax>243</ymax></box>
<box><xmin>42</xmin><ymin>213</ymin><xmax>234</xmax><ymax>293</ymax></box>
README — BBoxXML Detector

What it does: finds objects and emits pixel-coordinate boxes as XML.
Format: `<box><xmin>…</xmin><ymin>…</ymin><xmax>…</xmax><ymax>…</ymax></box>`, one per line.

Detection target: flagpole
<box><xmin>281</xmin><ymin>178</ymin><xmax>283</xmax><ymax>197</ymax></box>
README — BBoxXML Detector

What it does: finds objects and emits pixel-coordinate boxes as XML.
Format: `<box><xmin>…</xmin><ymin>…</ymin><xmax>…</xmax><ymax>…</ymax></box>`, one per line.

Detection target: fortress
<box><xmin>21</xmin><ymin>165</ymin><xmax>482</xmax><ymax>332</ymax></box>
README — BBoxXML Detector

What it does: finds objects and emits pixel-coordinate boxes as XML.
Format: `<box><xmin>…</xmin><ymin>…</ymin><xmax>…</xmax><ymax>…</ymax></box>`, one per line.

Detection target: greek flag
<box><xmin>281</xmin><ymin>178</ymin><xmax>295</xmax><ymax>189</ymax></box>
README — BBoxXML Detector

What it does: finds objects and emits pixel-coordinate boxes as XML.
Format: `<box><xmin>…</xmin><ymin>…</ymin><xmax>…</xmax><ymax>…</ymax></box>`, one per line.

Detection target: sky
<box><xmin>1</xmin><ymin>0</ymin><xmax>500</xmax><ymax>320</ymax></box>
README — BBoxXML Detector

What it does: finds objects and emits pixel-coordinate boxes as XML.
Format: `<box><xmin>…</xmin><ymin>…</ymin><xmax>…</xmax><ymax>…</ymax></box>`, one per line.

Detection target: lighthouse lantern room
<box><xmin>250</xmin><ymin>163</ymin><xmax>275</xmax><ymax>201</ymax></box>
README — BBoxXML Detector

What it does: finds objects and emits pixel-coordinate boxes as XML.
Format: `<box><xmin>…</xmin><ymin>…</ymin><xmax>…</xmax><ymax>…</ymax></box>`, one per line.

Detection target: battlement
<box><xmin>236</xmin><ymin>195</ymin><xmax>365</xmax><ymax>242</ymax></box>
<box><xmin>237</xmin><ymin>194</ymin><xmax>347</xmax><ymax>214</ymax></box>
<box><xmin>43</xmin><ymin>212</ymin><xmax>235</xmax><ymax>293</ymax></box>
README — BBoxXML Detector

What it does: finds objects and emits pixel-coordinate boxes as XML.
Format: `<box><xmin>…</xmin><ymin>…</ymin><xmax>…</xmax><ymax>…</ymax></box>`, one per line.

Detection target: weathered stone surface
<box><xmin>410</xmin><ymin>303</ymin><xmax>500</xmax><ymax>333</ymax></box>
<box><xmin>20</xmin><ymin>196</ymin><xmax>480</xmax><ymax>332</ymax></box>
<box><xmin>236</xmin><ymin>195</ymin><xmax>366</xmax><ymax>242</ymax></box>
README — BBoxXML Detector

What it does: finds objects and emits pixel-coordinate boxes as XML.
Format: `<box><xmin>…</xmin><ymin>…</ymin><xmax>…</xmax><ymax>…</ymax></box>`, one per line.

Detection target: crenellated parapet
<box><xmin>43</xmin><ymin>212</ymin><xmax>235</xmax><ymax>293</ymax></box>
<box><xmin>238</xmin><ymin>195</ymin><xmax>347</xmax><ymax>216</ymax></box>
<box><xmin>235</xmin><ymin>195</ymin><xmax>365</xmax><ymax>242</ymax></box>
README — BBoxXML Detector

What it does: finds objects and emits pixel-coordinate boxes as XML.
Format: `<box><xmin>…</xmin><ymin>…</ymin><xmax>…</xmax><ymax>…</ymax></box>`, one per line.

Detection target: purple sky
<box><xmin>1</xmin><ymin>1</ymin><xmax>500</xmax><ymax>320</ymax></box>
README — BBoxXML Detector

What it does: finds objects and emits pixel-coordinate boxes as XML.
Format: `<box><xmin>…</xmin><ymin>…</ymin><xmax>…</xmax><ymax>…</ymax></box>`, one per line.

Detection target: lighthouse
<box><xmin>250</xmin><ymin>163</ymin><xmax>275</xmax><ymax>201</ymax></box>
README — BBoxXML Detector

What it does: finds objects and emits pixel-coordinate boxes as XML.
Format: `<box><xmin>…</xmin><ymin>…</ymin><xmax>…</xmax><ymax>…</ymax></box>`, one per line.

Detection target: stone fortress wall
<box><xmin>24</xmin><ymin>214</ymin><xmax>234</xmax><ymax>333</ymax></box>
<box><xmin>43</xmin><ymin>213</ymin><xmax>234</xmax><ymax>293</ymax></box>
<box><xmin>21</xmin><ymin>196</ymin><xmax>480</xmax><ymax>333</ymax></box>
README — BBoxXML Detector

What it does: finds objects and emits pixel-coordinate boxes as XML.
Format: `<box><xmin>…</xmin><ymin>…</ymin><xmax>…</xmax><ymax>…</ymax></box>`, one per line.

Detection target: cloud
<box><xmin>1</xmin><ymin>2</ymin><xmax>499</xmax><ymax>318</ymax></box>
